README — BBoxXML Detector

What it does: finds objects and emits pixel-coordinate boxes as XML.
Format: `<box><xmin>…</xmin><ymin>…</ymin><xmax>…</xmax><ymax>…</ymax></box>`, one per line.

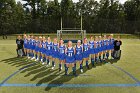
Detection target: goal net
<box><xmin>57</xmin><ymin>29</ymin><xmax>86</xmax><ymax>43</ymax></box>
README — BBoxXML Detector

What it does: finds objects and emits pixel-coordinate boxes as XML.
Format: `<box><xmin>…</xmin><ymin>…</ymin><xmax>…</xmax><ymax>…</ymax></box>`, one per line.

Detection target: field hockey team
<box><xmin>20</xmin><ymin>34</ymin><xmax>117</xmax><ymax>75</ymax></box>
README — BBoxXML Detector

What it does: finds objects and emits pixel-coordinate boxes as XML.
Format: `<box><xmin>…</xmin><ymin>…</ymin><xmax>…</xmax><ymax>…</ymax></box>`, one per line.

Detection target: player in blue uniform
<box><xmin>35</xmin><ymin>36</ymin><xmax>42</xmax><ymax>62</ymax></box>
<box><xmin>110</xmin><ymin>34</ymin><xmax>115</xmax><ymax>58</ymax></box>
<box><xmin>31</xmin><ymin>37</ymin><xmax>38</xmax><ymax>60</ymax></box>
<box><xmin>23</xmin><ymin>34</ymin><xmax>28</xmax><ymax>56</ymax></box>
<box><xmin>27</xmin><ymin>35</ymin><xmax>31</xmax><ymax>59</ymax></box>
<box><xmin>52</xmin><ymin>38</ymin><xmax>59</xmax><ymax>69</ymax></box>
<box><xmin>65</xmin><ymin>41</ymin><xmax>76</xmax><ymax>75</ymax></box>
<box><xmin>58</xmin><ymin>39</ymin><xmax>66</xmax><ymax>71</ymax></box>
<box><xmin>75</xmin><ymin>40</ymin><xmax>83</xmax><ymax>73</ymax></box>
<box><xmin>102</xmin><ymin>35</ymin><xmax>107</xmax><ymax>60</ymax></box>
<box><xmin>30</xmin><ymin>35</ymin><xmax>35</xmax><ymax>59</ymax></box>
<box><xmin>41</xmin><ymin>37</ymin><xmax>46</xmax><ymax>64</ymax></box>
<box><xmin>98</xmin><ymin>36</ymin><xmax>103</xmax><ymax>62</ymax></box>
<box><xmin>94</xmin><ymin>36</ymin><xmax>99</xmax><ymax>63</ymax></box>
<box><xmin>45</xmin><ymin>37</ymin><xmax>53</xmax><ymax>66</ymax></box>
<box><xmin>83</xmin><ymin>38</ymin><xmax>90</xmax><ymax>69</ymax></box>
<box><xmin>106</xmin><ymin>36</ymin><xmax>110</xmax><ymax>59</ymax></box>
<box><xmin>89</xmin><ymin>36</ymin><xmax>95</xmax><ymax>66</ymax></box>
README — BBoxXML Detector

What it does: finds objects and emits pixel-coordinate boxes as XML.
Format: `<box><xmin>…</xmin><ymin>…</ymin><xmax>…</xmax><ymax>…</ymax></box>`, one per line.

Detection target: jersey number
<box><xmin>68</xmin><ymin>53</ymin><xmax>72</xmax><ymax>57</ymax></box>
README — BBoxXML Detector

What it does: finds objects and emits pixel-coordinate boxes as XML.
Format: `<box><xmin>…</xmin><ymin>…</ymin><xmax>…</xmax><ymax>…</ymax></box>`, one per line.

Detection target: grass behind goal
<box><xmin>0</xmin><ymin>33</ymin><xmax>139</xmax><ymax>40</ymax></box>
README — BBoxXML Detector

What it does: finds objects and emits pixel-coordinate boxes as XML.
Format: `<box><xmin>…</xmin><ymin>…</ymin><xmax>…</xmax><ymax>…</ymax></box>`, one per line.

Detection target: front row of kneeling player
<box><xmin>23</xmin><ymin>34</ymin><xmax>115</xmax><ymax>75</ymax></box>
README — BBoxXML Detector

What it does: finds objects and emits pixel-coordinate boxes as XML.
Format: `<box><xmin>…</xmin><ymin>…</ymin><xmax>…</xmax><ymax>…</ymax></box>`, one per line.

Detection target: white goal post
<box><xmin>57</xmin><ymin>29</ymin><xmax>86</xmax><ymax>43</ymax></box>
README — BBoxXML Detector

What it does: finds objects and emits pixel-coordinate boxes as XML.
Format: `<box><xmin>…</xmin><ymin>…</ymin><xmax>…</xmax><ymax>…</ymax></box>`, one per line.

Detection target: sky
<box><xmin>16</xmin><ymin>0</ymin><xmax>127</xmax><ymax>4</ymax></box>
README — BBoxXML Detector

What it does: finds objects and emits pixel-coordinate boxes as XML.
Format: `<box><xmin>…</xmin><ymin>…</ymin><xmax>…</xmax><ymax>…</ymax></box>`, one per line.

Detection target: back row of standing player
<box><xmin>23</xmin><ymin>34</ymin><xmax>114</xmax><ymax>75</ymax></box>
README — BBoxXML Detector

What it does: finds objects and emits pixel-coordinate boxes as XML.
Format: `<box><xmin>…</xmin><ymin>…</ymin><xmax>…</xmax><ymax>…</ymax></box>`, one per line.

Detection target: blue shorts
<box><xmin>83</xmin><ymin>51</ymin><xmax>89</xmax><ymax>58</ymax></box>
<box><xmin>46</xmin><ymin>50</ymin><xmax>52</xmax><ymax>56</ymax></box>
<box><xmin>94</xmin><ymin>48</ymin><xmax>99</xmax><ymax>54</ymax></box>
<box><xmin>98</xmin><ymin>47</ymin><xmax>102</xmax><ymax>52</ymax></box>
<box><xmin>89</xmin><ymin>49</ymin><xmax>95</xmax><ymax>54</ymax></box>
<box><xmin>24</xmin><ymin>44</ymin><xmax>27</xmax><ymax>49</ymax></box>
<box><xmin>31</xmin><ymin>45</ymin><xmax>35</xmax><ymax>50</ymax></box>
<box><xmin>66</xmin><ymin>56</ymin><xmax>75</xmax><ymax>63</ymax></box>
<box><xmin>35</xmin><ymin>47</ymin><xmax>39</xmax><ymax>52</ymax></box>
<box><xmin>59</xmin><ymin>53</ymin><xmax>65</xmax><ymax>60</ymax></box>
<box><xmin>106</xmin><ymin>45</ymin><xmax>110</xmax><ymax>50</ymax></box>
<box><xmin>38</xmin><ymin>47</ymin><xmax>42</xmax><ymax>52</ymax></box>
<box><xmin>102</xmin><ymin>46</ymin><xmax>107</xmax><ymax>51</ymax></box>
<box><xmin>26</xmin><ymin>44</ymin><xmax>30</xmax><ymax>49</ymax></box>
<box><xmin>41</xmin><ymin>48</ymin><xmax>46</xmax><ymax>54</ymax></box>
<box><xmin>52</xmin><ymin>50</ymin><xmax>59</xmax><ymax>58</ymax></box>
<box><xmin>75</xmin><ymin>54</ymin><xmax>83</xmax><ymax>61</ymax></box>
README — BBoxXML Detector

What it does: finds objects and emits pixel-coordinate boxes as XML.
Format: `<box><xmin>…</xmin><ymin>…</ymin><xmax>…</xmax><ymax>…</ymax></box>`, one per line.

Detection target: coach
<box><xmin>16</xmin><ymin>35</ymin><xmax>24</xmax><ymax>57</ymax></box>
<box><xmin>113</xmin><ymin>36</ymin><xmax>122</xmax><ymax>59</ymax></box>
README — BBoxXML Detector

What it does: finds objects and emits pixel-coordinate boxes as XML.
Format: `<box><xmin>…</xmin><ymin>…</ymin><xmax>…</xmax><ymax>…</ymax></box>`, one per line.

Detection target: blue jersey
<box><xmin>42</xmin><ymin>42</ymin><xmax>46</xmax><ymax>48</ymax></box>
<box><xmin>37</xmin><ymin>41</ymin><xmax>41</xmax><ymax>47</ymax></box>
<box><xmin>66</xmin><ymin>47</ymin><xmax>75</xmax><ymax>63</ymax></box>
<box><xmin>95</xmin><ymin>41</ymin><xmax>99</xmax><ymax>48</ymax></box>
<box><xmin>83</xmin><ymin>43</ymin><xmax>89</xmax><ymax>58</ymax></box>
<box><xmin>89</xmin><ymin>41</ymin><xmax>94</xmax><ymax>49</ymax></box>
<box><xmin>53</xmin><ymin>43</ymin><xmax>58</xmax><ymax>51</ymax></box>
<box><xmin>46</xmin><ymin>42</ymin><xmax>53</xmax><ymax>50</ymax></box>
<box><xmin>34</xmin><ymin>40</ymin><xmax>38</xmax><ymax>47</ymax></box>
<box><xmin>29</xmin><ymin>39</ymin><xmax>32</xmax><ymax>45</ymax></box>
<box><xmin>103</xmin><ymin>40</ymin><xmax>107</xmax><ymax>46</ymax></box>
<box><xmin>98</xmin><ymin>40</ymin><xmax>103</xmax><ymax>48</ymax></box>
<box><xmin>24</xmin><ymin>39</ymin><xmax>28</xmax><ymax>44</ymax></box>
<box><xmin>75</xmin><ymin>45</ymin><xmax>82</xmax><ymax>55</ymax></box>
<box><xmin>106</xmin><ymin>39</ymin><xmax>110</xmax><ymax>46</ymax></box>
<box><xmin>110</xmin><ymin>38</ymin><xmax>114</xmax><ymax>45</ymax></box>
<box><xmin>59</xmin><ymin>45</ymin><xmax>65</xmax><ymax>54</ymax></box>
<box><xmin>83</xmin><ymin>43</ymin><xmax>89</xmax><ymax>52</ymax></box>
<box><xmin>66</xmin><ymin>47</ymin><xmax>74</xmax><ymax>57</ymax></box>
<box><xmin>27</xmin><ymin>39</ymin><xmax>30</xmax><ymax>45</ymax></box>
<box><xmin>30</xmin><ymin>39</ymin><xmax>35</xmax><ymax>46</ymax></box>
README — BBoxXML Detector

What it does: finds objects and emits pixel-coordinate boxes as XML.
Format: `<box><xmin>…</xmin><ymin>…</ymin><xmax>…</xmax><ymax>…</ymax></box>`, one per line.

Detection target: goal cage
<box><xmin>57</xmin><ymin>29</ymin><xmax>86</xmax><ymax>43</ymax></box>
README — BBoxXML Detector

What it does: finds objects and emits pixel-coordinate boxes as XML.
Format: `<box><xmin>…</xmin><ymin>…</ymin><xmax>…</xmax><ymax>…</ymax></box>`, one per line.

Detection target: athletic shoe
<box><xmin>31</xmin><ymin>57</ymin><xmax>35</xmax><ymax>60</ymax></box>
<box><xmin>80</xmin><ymin>69</ymin><xmax>83</xmax><ymax>73</ymax></box>
<box><xmin>52</xmin><ymin>67</ymin><xmax>54</xmax><ymax>70</ymax></box>
<box><xmin>42</xmin><ymin>62</ymin><xmax>45</xmax><ymax>65</ymax></box>
<box><xmin>41</xmin><ymin>59</ymin><xmax>43</xmax><ymax>62</ymax></box>
<box><xmin>35</xmin><ymin>58</ymin><xmax>39</xmax><ymax>61</ymax></box>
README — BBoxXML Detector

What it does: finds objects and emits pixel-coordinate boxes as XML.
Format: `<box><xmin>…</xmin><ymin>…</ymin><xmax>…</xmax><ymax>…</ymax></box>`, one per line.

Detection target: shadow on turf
<box><xmin>41</xmin><ymin>60</ymin><xmax>119</xmax><ymax>91</ymax></box>
<box><xmin>42</xmin><ymin>64</ymin><xmax>93</xmax><ymax>91</ymax></box>
<box><xmin>0</xmin><ymin>57</ymin><xmax>119</xmax><ymax>92</ymax></box>
<box><xmin>0</xmin><ymin>57</ymin><xmax>35</xmax><ymax>67</ymax></box>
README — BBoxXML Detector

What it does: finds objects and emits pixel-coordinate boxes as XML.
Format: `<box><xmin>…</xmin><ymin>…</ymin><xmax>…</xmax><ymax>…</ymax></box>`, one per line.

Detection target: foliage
<box><xmin>0</xmin><ymin>0</ymin><xmax>140</xmax><ymax>34</ymax></box>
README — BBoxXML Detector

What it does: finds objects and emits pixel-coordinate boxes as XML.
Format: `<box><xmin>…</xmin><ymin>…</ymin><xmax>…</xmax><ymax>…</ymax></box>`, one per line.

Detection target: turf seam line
<box><xmin>0</xmin><ymin>63</ymin><xmax>36</xmax><ymax>87</ymax></box>
<box><xmin>1</xmin><ymin>83</ymin><xmax>140</xmax><ymax>87</ymax></box>
<box><xmin>111</xmin><ymin>64</ymin><xmax>140</xmax><ymax>83</ymax></box>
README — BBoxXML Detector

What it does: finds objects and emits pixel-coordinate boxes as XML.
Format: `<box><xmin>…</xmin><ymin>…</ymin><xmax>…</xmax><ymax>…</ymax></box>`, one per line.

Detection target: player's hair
<box><xmin>59</xmin><ymin>39</ymin><xmax>64</xmax><ymax>47</ymax></box>
<box><xmin>68</xmin><ymin>41</ymin><xmax>72</xmax><ymax>47</ymax></box>
<box><xmin>110</xmin><ymin>34</ymin><xmax>113</xmax><ymax>36</ymax></box>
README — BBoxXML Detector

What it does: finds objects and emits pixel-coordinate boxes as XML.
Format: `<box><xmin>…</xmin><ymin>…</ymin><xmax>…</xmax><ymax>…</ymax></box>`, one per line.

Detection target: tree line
<box><xmin>0</xmin><ymin>0</ymin><xmax>140</xmax><ymax>35</ymax></box>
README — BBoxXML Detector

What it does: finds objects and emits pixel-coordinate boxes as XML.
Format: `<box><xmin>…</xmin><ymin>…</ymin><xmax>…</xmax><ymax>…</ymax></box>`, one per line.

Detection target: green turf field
<box><xmin>0</xmin><ymin>39</ymin><xmax>140</xmax><ymax>93</ymax></box>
